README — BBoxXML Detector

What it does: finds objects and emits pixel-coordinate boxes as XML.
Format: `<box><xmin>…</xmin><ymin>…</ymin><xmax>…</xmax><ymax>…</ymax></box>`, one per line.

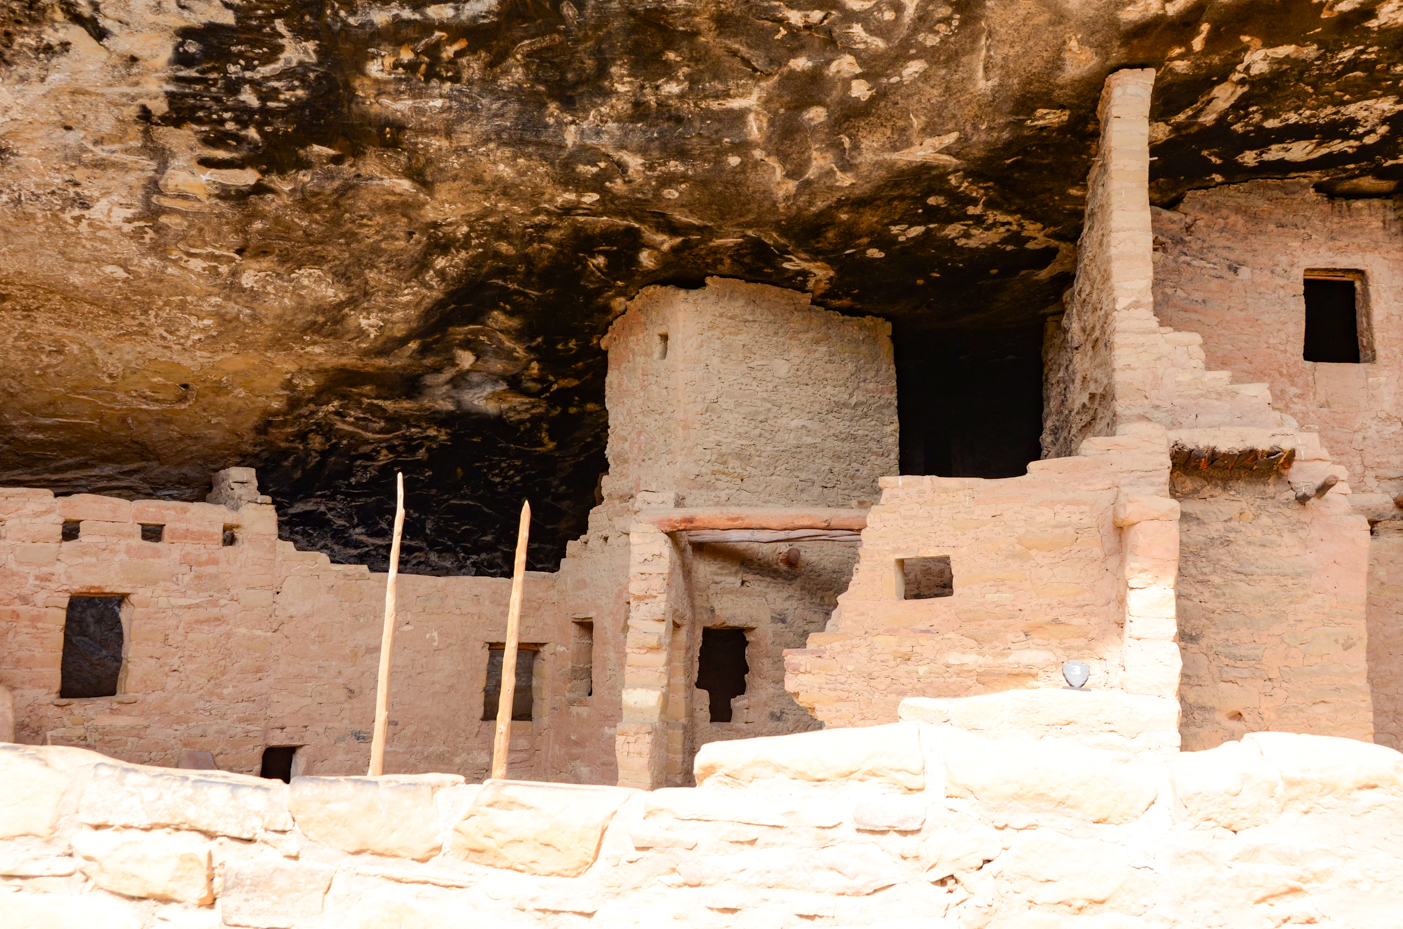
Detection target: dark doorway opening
<box><xmin>696</xmin><ymin>627</ymin><xmax>749</xmax><ymax>723</ymax></box>
<box><xmin>895</xmin><ymin>323</ymin><xmax>1044</xmax><ymax>478</ymax></box>
<box><xmin>259</xmin><ymin>746</ymin><xmax>298</xmax><ymax>783</ymax></box>
<box><xmin>60</xmin><ymin>595</ymin><xmax>124</xmax><ymax>698</ymax></box>
<box><xmin>482</xmin><ymin>645</ymin><xmax>536</xmax><ymax>721</ymax></box>
<box><xmin>1304</xmin><ymin>274</ymin><xmax>1368</xmax><ymax>363</ymax></box>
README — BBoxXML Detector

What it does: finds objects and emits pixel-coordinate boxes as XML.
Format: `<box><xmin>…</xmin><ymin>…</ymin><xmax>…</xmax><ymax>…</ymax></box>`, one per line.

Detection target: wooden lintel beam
<box><xmin>637</xmin><ymin>506</ymin><xmax>869</xmax><ymax>532</ymax></box>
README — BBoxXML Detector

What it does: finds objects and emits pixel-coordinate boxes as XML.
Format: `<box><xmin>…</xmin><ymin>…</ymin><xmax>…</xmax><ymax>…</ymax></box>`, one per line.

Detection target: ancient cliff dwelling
<box><xmin>4</xmin><ymin>1</ymin><xmax>1403</xmax><ymax>926</ymax></box>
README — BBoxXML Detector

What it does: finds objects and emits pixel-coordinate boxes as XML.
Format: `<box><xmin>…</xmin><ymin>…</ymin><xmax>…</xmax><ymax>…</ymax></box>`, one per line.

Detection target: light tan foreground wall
<box><xmin>0</xmin><ymin>488</ymin><xmax>580</xmax><ymax>781</ymax></box>
<box><xmin>604</xmin><ymin>280</ymin><xmax>900</xmax><ymax>787</ymax></box>
<box><xmin>5</xmin><ymin>720</ymin><xmax>1403</xmax><ymax>927</ymax></box>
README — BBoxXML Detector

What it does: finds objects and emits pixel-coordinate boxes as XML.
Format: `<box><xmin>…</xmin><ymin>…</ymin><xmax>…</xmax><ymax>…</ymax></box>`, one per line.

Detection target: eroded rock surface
<box><xmin>2</xmin><ymin>0</ymin><xmax>1400</xmax><ymax>572</ymax></box>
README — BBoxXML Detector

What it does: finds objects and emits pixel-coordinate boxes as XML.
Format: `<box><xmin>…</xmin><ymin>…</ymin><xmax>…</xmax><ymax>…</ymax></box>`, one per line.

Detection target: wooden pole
<box><xmin>368</xmin><ymin>472</ymin><xmax>406</xmax><ymax>777</ymax></box>
<box><xmin>491</xmin><ymin>500</ymin><xmax>531</xmax><ymax>781</ymax></box>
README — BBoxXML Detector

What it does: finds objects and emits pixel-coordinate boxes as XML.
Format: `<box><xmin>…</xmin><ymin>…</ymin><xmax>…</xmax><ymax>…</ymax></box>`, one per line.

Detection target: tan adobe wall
<box><xmin>1173</xmin><ymin>470</ymin><xmax>1374</xmax><ymax>750</ymax></box>
<box><xmin>786</xmin><ymin>457</ymin><xmax>1142</xmax><ymax>726</ymax></box>
<box><xmin>600</xmin><ymin>276</ymin><xmax>898</xmax><ymax>509</ymax></box>
<box><xmin>603</xmin><ymin>280</ymin><xmax>901</xmax><ymax>787</ymax></box>
<box><xmin>5</xmin><ymin>721</ymin><xmax>1403</xmax><ymax>926</ymax></box>
<box><xmin>1368</xmin><ymin>524</ymin><xmax>1403</xmax><ymax>751</ymax></box>
<box><xmin>0</xmin><ymin>487</ymin><xmax>574</xmax><ymax>781</ymax></box>
<box><xmin>1151</xmin><ymin>180</ymin><xmax>1403</xmax><ymax>496</ymax></box>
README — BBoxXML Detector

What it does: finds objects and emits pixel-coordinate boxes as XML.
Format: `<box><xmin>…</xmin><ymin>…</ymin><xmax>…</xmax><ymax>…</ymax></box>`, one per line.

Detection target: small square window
<box><xmin>61</xmin><ymin>521</ymin><xmax>81</xmax><ymax>542</ymax></box>
<box><xmin>259</xmin><ymin>746</ymin><xmax>299</xmax><ymax>783</ymax></box>
<box><xmin>655</xmin><ymin>332</ymin><xmax>669</xmax><ymax>360</ymax></box>
<box><xmin>899</xmin><ymin>556</ymin><xmax>954</xmax><ymax>600</ymax></box>
<box><xmin>222</xmin><ymin>528</ymin><xmax>238</xmax><ymax>547</ymax></box>
<box><xmin>1304</xmin><ymin>271</ymin><xmax>1372</xmax><ymax>363</ymax></box>
<box><xmin>140</xmin><ymin>524</ymin><xmax>164</xmax><ymax>543</ymax></box>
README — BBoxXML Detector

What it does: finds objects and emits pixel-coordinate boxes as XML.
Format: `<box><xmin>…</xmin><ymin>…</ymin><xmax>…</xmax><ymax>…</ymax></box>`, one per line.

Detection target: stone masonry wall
<box><xmin>785</xmin><ymin>457</ymin><xmax>1129</xmax><ymax>726</ymax></box>
<box><xmin>0</xmin><ymin>487</ymin><xmax>577</xmax><ymax>782</ymax></box>
<box><xmin>603</xmin><ymin>279</ymin><xmax>900</xmax><ymax>786</ymax></box>
<box><xmin>5</xmin><ymin>718</ymin><xmax>1403</xmax><ymax>927</ymax></box>
<box><xmin>1043</xmin><ymin>68</ymin><xmax>1375</xmax><ymax>751</ymax></box>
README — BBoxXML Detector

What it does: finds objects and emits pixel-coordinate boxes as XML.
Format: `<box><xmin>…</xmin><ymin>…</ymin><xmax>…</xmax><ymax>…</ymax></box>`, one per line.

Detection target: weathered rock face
<box><xmin>1</xmin><ymin>0</ymin><xmax>1400</xmax><ymax>573</ymax></box>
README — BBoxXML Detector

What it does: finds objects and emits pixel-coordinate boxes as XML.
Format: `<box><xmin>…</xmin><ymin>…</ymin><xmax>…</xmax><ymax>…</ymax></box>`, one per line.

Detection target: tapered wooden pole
<box><xmin>491</xmin><ymin>500</ymin><xmax>531</xmax><ymax>780</ymax></box>
<box><xmin>368</xmin><ymin>472</ymin><xmax>405</xmax><ymax>777</ymax></box>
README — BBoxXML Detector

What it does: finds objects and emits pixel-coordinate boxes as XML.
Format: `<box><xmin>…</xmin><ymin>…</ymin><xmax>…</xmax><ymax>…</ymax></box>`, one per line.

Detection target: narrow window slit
<box><xmin>568</xmin><ymin>620</ymin><xmax>594</xmax><ymax>705</ymax></box>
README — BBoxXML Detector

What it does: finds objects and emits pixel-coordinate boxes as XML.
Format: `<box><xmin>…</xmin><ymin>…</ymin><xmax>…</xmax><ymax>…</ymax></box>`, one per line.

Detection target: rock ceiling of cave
<box><xmin>0</xmin><ymin>0</ymin><xmax>1400</xmax><ymax>573</ymax></box>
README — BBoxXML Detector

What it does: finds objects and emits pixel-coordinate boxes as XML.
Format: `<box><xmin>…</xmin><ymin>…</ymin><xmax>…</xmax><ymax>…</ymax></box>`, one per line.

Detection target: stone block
<box><xmin>220</xmin><ymin>859</ymin><xmax>335</xmax><ymax>929</ymax></box>
<box><xmin>58</xmin><ymin>493</ymin><xmax>132</xmax><ymax>522</ymax></box>
<box><xmin>1244</xmin><ymin>731</ymin><xmax>1403</xmax><ymax>809</ymax></box>
<box><xmin>645</xmin><ymin>787</ymin><xmax>843</xmax><ymax>828</ymax></box>
<box><xmin>79</xmin><ymin>761</ymin><xmax>293</xmax><ymax>839</ymax></box>
<box><xmin>2</xmin><ymin>892</ymin><xmax>143</xmax><ymax>929</ymax></box>
<box><xmin>942</xmin><ymin>730</ymin><xmax>1157</xmax><ymax>824</ymax></box>
<box><xmin>1169</xmin><ymin>739</ymin><xmax>1279</xmax><ymax>832</ymax></box>
<box><xmin>674</xmin><ymin>844</ymin><xmax>900</xmax><ymax>895</ymax></box>
<box><xmin>0</xmin><ymin>746</ymin><xmax>74</xmax><ymax>838</ymax></box>
<box><xmin>447</xmin><ymin>779</ymin><xmax>633</xmax><ymax>877</ymax></box>
<box><xmin>998</xmin><ymin>831</ymin><xmax>1132</xmax><ymax>906</ymax></box>
<box><xmin>899</xmin><ymin>690</ymin><xmax>1179</xmax><ymax>752</ymax></box>
<box><xmin>71</xmin><ymin>827</ymin><xmax>212</xmax><ymax>904</ymax></box>
<box><xmin>852</xmin><ymin>795</ymin><xmax>926</xmax><ymax>832</ymax></box>
<box><xmin>1113</xmin><ymin>494</ymin><xmax>1179</xmax><ymax>527</ymax></box>
<box><xmin>289</xmin><ymin>773</ymin><xmax>463</xmax><ymax>861</ymax></box>
<box><xmin>919</xmin><ymin>807</ymin><xmax>1003</xmax><ymax>880</ymax></box>
<box><xmin>693</xmin><ymin>722</ymin><xmax>925</xmax><ymax>790</ymax></box>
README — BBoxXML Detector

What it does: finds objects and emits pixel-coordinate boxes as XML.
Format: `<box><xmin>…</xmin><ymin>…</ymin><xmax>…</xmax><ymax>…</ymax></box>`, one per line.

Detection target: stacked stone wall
<box><xmin>5</xmin><ymin>721</ymin><xmax>1403</xmax><ymax>927</ymax></box>
<box><xmin>0</xmin><ymin>487</ymin><xmax>581</xmax><ymax>782</ymax></box>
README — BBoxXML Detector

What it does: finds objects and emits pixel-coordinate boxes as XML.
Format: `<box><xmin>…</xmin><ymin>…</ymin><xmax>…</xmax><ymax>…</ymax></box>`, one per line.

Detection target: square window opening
<box><xmin>60</xmin><ymin>595</ymin><xmax>125</xmax><ymax>699</ymax></box>
<box><xmin>482</xmin><ymin>644</ymin><xmax>539</xmax><ymax>721</ymax></box>
<box><xmin>899</xmin><ymin>556</ymin><xmax>954</xmax><ymax>600</ymax></box>
<box><xmin>696</xmin><ymin>627</ymin><xmax>749</xmax><ymax>723</ymax></box>
<box><xmin>61</xmin><ymin>521</ymin><xmax>81</xmax><ymax>542</ymax></box>
<box><xmin>140</xmin><ymin>524</ymin><xmax>164</xmax><ymax>543</ymax></box>
<box><xmin>567</xmin><ymin>620</ymin><xmax>594</xmax><ymax>706</ymax></box>
<box><xmin>1304</xmin><ymin>271</ymin><xmax>1372</xmax><ymax>363</ymax></box>
<box><xmin>655</xmin><ymin>332</ymin><xmax>669</xmax><ymax>360</ymax></box>
<box><xmin>259</xmin><ymin>746</ymin><xmax>299</xmax><ymax>783</ymax></box>
<box><xmin>222</xmin><ymin>527</ymin><xmax>238</xmax><ymax>547</ymax></box>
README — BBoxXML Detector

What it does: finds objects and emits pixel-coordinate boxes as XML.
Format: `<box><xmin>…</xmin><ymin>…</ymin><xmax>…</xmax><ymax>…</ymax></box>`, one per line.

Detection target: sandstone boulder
<box><xmin>1243</xmin><ymin>732</ymin><xmax>1403</xmax><ymax>809</ymax></box>
<box><xmin>289</xmin><ymin>773</ymin><xmax>463</xmax><ymax>861</ymax></box>
<box><xmin>674</xmin><ymin>844</ymin><xmax>902</xmax><ymax>895</ymax></box>
<box><xmin>448</xmin><ymin>779</ymin><xmax>633</xmax><ymax>878</ymax></box>
<box><xmin>79</xmin><ymin>761</ymin><xmax>293</xmax><ymax>839</ymax></box>
<box><xmin>0</xmin><ymin>746</ymin><xmax>72</xmax><ymax>838</ymax></box>
<box><xmin>852</xmin><ymin>795</ymin><xmax>927</xmax><ymax>832</ymax></box>
<box><xmin>2</xmin><ymin>892</ymin><xmax>143</xmax><ymax>929</ymax></box>
<box><xmin>220</xmin><ymin>859</ymin><xmax>335</xmax><ymax>929</ymax></box>
<box><xmin>645</xmin><ymin>787</ymin><xmax>844</xmax><ymax>828</ymax></box>
<box><xmin>693</xmin><ymin>722</ymin><xmax>925</xmax><ymax>790</ymax></box>
<box><xmin>899</xmin><ymin>690</ymin><xmax>1179</xmax><ymax>752</ymax></box>
<box><xmin>998</xmin><ymin>832</ymin><xmax>1132</xmax><ymax>906</ymax></box>
<box><xmin>1169</xmin><ymin>739</ymin><xmax>1280</xmax><ymax>831</ymax></box>
<box><xmin>942</xmin><ymin>730</ymin><xmax>1157</xmax><ymax>824</ymax></box>
<box><xmin>919</xmin><ymin>808</ymin><xmax>1004</xmax><ymax>880</ymax></box>
<box><xmin>71</xmin><ymin>827</ymin><xmax>213</xmax><ymax>904</ymax></box>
